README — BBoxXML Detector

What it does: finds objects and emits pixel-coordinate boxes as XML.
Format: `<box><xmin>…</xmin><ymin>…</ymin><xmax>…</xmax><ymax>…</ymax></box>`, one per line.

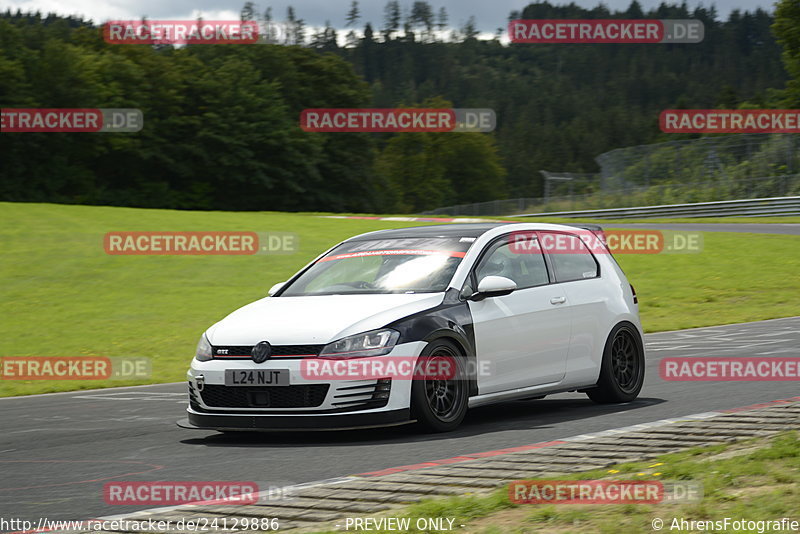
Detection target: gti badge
<box><xmin>251</xmin><ymin>341</ymin><xmax>272</xmax><ymax>363</ymax></box>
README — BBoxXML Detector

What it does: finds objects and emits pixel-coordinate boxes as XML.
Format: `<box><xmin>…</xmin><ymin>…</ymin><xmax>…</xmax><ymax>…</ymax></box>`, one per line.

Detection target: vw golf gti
<box><xmin>179</xmin><ymin>223</ymin><xmax>645</xmax><ymax>433</ymax></box>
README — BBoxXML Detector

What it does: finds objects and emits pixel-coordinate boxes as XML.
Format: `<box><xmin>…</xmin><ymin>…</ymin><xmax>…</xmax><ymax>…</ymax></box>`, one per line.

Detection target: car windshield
<box><xmin>280</xmin><ymin>237</ymin><xmax>474</xmax><ymax>296</ymax></box>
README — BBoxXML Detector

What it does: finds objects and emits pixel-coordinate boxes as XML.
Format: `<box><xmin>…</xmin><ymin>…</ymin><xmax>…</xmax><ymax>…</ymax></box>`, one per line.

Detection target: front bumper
<box><xmin>180</xmin><ymin>341</ymin><xmax>426</xmax><ymax>431</ymax></box>
<box><xmin>178</xmin><ymin>407</ymin><xmax>413</xmax><ymax>431</ymax></box>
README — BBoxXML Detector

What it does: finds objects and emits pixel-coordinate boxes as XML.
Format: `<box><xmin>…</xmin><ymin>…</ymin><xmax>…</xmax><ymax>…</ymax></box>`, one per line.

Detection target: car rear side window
<box><xmin>539</xmin><ymin>232</ymin><xmax>599</xmax><ymax>282</ymax></box>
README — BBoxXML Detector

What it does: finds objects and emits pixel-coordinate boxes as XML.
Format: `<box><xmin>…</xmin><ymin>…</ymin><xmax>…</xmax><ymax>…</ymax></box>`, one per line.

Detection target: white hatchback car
<box><xmin>179</xmin><ymin>223</ymin><xmax>644</xmax><ymax>433</ymax></box>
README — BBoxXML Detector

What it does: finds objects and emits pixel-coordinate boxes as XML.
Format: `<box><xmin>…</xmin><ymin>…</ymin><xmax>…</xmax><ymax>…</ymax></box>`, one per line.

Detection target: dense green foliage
<box><xmin>1</xmin><ymin>1</ymin><xmax>798</xmax><ymax>212</ymax></box>
<box><xmin>0</xmin><ymin>15</ymin><xmax>382</xmax><ymax>211</ymax></box>
<box><xmin>774</xmin><ymin>0</ymin><xmax>800</xmax><ymax>107</ymax></box>
<box><xmin>339</xmin><ymin>1</ymin><xmax>791</xmax><ymax>198</ymax></box>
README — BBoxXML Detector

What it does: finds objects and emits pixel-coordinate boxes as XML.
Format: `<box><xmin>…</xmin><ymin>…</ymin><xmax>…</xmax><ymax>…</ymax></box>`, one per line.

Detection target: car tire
<box><xmin>410</xmin><ymin>339</ymin><xmax>469</xmax><ymax>432</ymax></box>
<box><xmin>586</xmin><ymin>322</ymin><xmax>645</xmax><ymax>404</ymax></box>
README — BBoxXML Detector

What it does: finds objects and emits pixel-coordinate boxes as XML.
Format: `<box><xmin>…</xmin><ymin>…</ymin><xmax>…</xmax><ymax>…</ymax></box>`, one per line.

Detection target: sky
<box><xmin>4</xmin><ymin>0</ymin><xmax>780</xmax><ymax>31</ymax></box>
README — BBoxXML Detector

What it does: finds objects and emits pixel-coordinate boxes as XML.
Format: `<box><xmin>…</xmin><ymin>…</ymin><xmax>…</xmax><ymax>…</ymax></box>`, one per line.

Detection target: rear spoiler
<box><xmin>563</xmin><ymin>223</ymin><xmax>608</xmax><ymax>247</ymax></box>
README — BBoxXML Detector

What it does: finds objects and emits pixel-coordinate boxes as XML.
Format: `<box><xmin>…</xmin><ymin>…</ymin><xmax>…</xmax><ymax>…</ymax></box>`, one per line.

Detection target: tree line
<box><xmin>1</xmin><ymin>1</ymin><xmax>798</xmax><ymax>212</ymax></box>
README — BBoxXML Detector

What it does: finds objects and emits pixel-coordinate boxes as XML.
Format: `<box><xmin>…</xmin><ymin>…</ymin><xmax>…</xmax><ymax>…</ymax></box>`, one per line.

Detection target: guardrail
<box><xmin>423</xmin><ymin>174</ymin><xmax>800</xmax><ymax>217</ymax></box>
<box><xmin>515</xmin><ymin>196</ymin><xmax>800</xmax><ymax>219</ymax></box>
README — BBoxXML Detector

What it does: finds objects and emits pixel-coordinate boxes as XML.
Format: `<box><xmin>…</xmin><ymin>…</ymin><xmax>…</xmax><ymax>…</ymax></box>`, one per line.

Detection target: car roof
<box><xmin>345</xmin><ymin>222</ymin><xmax>604</xmax><ymax>242</ymax></box>
<box><xmin>345</xmin><ymin>223</ymin><xmax>507</xmax><ymax>241</ymax></box>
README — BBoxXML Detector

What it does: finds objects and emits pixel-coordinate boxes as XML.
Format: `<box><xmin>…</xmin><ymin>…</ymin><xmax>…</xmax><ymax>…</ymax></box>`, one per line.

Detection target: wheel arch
<box><xmin>611</xmin><ymin>320</ymin><xmax>645</xmax><ymax>351</ymax></box>
<box><xmin>421</xmin><ymin>331</ymin><xmax>478</xmax><ymax>398</ymax></box>
<box><xmin>385</xmin><ymin>288</ymin><xmax>478</xmax><ymax>398</ymax></box>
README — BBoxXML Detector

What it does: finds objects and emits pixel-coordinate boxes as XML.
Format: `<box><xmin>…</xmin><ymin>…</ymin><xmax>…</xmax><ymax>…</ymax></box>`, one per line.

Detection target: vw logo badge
<box><xmin>251</xmin><ymin>341</ymin><xmax>272</xmax><ymax>363</ymax></box>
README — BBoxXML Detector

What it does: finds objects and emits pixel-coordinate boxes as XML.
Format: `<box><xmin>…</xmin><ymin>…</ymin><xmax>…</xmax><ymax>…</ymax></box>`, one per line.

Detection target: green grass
<box><xmin>1</xmin><ymin>202</ymin><xmax>798</xmax><ymax>396</ymax></box>
<box><xmin>611</xmin><ymin>230</ymin><xmax>800</xmax><ymax>331</ymax></box>
<box><xmin>307</xmin><ymin>432</ymin><xmax>800</xmax><ymax>534</ymax></box>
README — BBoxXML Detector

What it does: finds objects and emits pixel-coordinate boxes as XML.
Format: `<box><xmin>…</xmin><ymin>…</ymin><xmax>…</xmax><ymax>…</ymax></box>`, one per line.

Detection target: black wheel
<box><xmin>410</xmin><ymin>339</ymin><xmax>469</xmax><ymax>432</ymax></box>
<box><xmin>586</xmin><ymin>322</ymin><xmax>645</xmax><ymax>404</ymax></box>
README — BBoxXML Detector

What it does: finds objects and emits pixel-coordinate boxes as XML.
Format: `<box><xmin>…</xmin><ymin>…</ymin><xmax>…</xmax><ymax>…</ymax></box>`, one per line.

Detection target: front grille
<box><xmin>212</xmin><ymin>346</ymin><xmax>252</xmax><ymax>357</ymax></box>
<box><xmin>272</xmin><ymin>345</ymin><xmax>325</xmax><ymax>356</ymax></box>
<box><xmin>199</xmin><ymin>384</ymin><xmax>329</xmax><ymax>408</ymax></box>
<box><xmin>212</xmin><ymin>345</ymin><xmax>324</xmax><ymax>358</ymax></box>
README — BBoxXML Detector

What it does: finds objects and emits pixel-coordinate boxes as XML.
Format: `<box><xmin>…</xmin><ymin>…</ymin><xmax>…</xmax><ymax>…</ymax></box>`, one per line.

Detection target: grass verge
<box><xmin>1</xmin><ymin>202</ymin><xmax>798</xmax><ymax>396</ymax></box>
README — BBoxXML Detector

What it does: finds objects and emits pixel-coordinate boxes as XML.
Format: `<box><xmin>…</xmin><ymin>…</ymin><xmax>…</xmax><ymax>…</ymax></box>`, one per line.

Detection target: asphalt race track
<box><xmin>1</xmin><ymin>316</ymin><xmax>798</xmax><ymax>526</ymax></box>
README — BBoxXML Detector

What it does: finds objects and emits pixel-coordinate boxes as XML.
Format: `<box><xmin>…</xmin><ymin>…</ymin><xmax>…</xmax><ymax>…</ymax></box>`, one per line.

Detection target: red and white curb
<box><xmin>357</xmin><ymin>441</ymin><xmax>567</xmax><ymax>477</ymax></box>
<box><xmin>354</xmin><ymin>395</ymin><xmax>800</xmax><ymax>477</ymax></box>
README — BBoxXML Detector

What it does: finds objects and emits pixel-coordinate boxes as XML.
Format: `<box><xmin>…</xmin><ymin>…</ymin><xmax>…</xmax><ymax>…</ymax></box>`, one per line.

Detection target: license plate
<box><xmin>224</xmin><ymin>369</ymin><xmax>290</xmax><ymax>386</ymax></box>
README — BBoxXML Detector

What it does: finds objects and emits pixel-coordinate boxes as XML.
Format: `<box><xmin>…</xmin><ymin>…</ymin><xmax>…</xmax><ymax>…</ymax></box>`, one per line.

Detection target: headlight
<box><xmin>319</xmin><ymin>329</ymin><xmax>400</xmax><ymax>359</ymax></box>
<box><xmin>195</xmin><ymin>334</ymin><xmax>213</xmax><ymax>361</ymax></box>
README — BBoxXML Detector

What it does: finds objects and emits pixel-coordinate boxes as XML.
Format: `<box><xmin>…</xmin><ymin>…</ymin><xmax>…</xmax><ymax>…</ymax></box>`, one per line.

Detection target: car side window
<box><xmin>539</xmin><ymin>232</ymin><xmax>600</xmax><ymax>282</ymax></box>
<box><xmin>460</xmin><ymin>277</ymin><xmax>475</xmax><ymax>300</ymax></box>
<box><xmin>473</xmin><ymin>234</ymin><xmax>550</xmax><ymax>290</ymax></box>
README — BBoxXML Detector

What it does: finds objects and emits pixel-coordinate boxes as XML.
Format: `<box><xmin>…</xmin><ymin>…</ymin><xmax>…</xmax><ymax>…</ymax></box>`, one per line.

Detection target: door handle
<box><xmin>550</xmin><ymin>296</ymin><xmax>566</xmax><ymax>305</ymax></box>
